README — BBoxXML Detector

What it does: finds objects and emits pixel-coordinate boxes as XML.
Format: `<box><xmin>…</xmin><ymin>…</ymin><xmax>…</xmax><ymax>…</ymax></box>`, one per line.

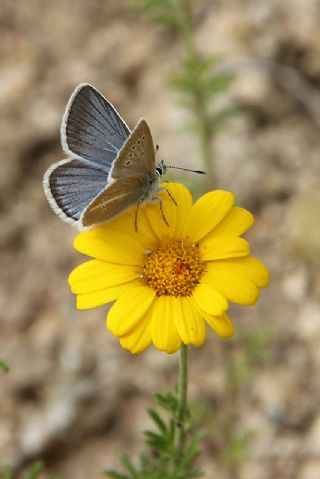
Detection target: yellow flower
<box><xmin>69</xmin><ymin>183</ymin><xmax>269</xmax><ymax>354</ymax></box>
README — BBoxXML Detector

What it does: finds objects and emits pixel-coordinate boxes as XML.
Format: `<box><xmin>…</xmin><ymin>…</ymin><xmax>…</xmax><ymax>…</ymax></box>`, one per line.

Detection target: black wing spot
<box><xmin>129</xmin><ymin>152</ymin><xmax>133</xmax><ymax>157</ymax></box>
<box><xmin>137</xmin><ymin>140</ymin><xmax>141</xmax><ymax>144</ymax></box>
<box><xmin>125</xmin><ymin>159</ymin><xmax>132</xmax><ymax>166</ymax></box>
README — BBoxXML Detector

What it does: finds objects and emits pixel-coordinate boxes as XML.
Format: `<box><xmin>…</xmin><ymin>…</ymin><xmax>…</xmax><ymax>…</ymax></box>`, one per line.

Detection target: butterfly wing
<box><xmin>109</xmin><ymin>119</ymin><xmax>156</xmax><ymax>180</ymax></box>
<box><xmin>61</xmin><ymin>84</ymin><xmax>131</xmax><ymax>168</ymax></box>
<box><xmin>81</xmin><ymin>175</ymin><xmax>149</xmax><ymax>227</ymax></box>
<box><xmin>43</xmin><ymin>158</ymin><xmax>109</xmax><ymax>224</ymax></box>
<box><xmin>44</xmin><ymin>87</ymin><xmax>157</xmax><ymax>227</ymax></box>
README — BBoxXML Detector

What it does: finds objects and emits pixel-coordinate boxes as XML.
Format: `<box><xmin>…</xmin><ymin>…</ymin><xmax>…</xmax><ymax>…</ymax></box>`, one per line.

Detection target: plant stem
<box><xmin>176</xmin><ymin>0</ymin><xmax>215</xmax><ymax>190</ymax></box>
<box><xmin>196</xmin><ymin>91</ymin><xmax>214</xmax><ymax>191</ymax></box>
<box><xmin>175</xmin><ymin>343</ymin><xmax>188</xmax><ymax>465</ymax></box>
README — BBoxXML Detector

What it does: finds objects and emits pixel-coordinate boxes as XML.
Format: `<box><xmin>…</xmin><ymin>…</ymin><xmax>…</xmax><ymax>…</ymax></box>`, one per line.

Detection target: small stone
<box><xmin>286</xmin><ymin>190</ymin><xmax>320</xmax><ymax>265</ymax></box>
<box><xmin>281</xmin><ymin>269</ymin><xmax>308</xmax><ymax>302</ymax></box>
<box><xmin>296</xmin><ymin>302</ymin><xmax>320</xmax><ymax>341</ymax></box>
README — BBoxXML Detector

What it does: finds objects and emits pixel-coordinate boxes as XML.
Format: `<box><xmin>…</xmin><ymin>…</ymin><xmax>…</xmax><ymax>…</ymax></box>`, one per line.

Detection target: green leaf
<box><xmin>26</xmin><ymin>462</ymin><xmax>43</xmax><ymax>479</ymax></box>
<box><xmin>132</xmin><ymin>0</ymin><xmax>172</xmax><ymax>9</ymax></box>
<box><xmin>203</xmin><ymin>73</ymin><xmax>233</xmax><ymax>100</ymax></box>
<box><xmin>148</xmin><ymin>408</ymin><xmax>167</xmax><ymax>435</ymax></box>
<box><xmin>170</xmin><ymin>74</ymin><xmax>196</xmax><ymax>94</ymax></box>
<box><xmin>103</xmin><ymin>469</ymin><xmax>131</xmax><ymax>479</ymax></box>
<box><xmin>130</xmin><ymin>0</ymin><xmax>179</xmax><ymax>27</ymax></box>
<box><xmin>138</xmin><ymin>453</ymin><xmax>150</xmax><ymax>469</ymax></box>
<box><xmin>168</xmin><ymin>418</ymin><xmax>176</xmax><ymax>443</ymax></box>
<box><xmin>143</xmin><ymin>430</ymin><xmax>167</xmax><ymax>451</ymax></box>
<box><xmin>154</xmin><ymin>392</ymin><xmax>177</xmax><ymax>413</ymax></box>
<box><xmin>182</xmin><ymin>468</ymin><xmax>204</xmax><ymax>478</ymax></box>
<box><xmin>0</xmin><ymin>359</ymin><xmax>10</xmax><ymax>373</ymax></box>
<box><xmin>120</xmin><ymin>455</ymin><xmax>139</xmax><ymax>479</ymax></box>
<box><xmin>180</xmin><ymin>432</ymin><xmax>202</xmax><ymax>467</ymax></box>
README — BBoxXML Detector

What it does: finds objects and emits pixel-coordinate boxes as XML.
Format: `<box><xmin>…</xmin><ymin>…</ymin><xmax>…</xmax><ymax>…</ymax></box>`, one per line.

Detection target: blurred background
<box><xmin>1</xmin><ymin>1</ymin><xmax>320</xmax><ymax>478</ymax></box>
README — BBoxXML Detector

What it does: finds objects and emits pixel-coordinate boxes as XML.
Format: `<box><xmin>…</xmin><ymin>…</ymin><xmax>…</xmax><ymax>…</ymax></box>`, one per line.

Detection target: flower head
<box><xmin>69</xmin><ymin>183</ymin><xmax>269</xmax><ymax>354</ymax></box>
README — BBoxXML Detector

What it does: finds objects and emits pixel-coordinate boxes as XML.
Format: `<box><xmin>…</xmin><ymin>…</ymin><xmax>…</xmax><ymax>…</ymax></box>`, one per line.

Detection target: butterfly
<box><xmin>43</xmin><ymin>83</ymin><xmax>171</xmax><ymax>230</ymax></box>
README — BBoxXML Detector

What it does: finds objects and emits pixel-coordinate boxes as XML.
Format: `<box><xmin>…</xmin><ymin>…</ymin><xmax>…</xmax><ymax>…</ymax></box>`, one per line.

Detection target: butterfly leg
<box><xmin>165</xmin><ymin>188</ymin><xmax>177</xmax><ymax>206</ymax></box>
<box><xmin>157</xmin><ymin>196</ymin><xmax>170</xmax><ymax>226</ymax></box>
<box><xmin>134</xmin><ymin>201</ymin><xmax>141</xmax><ymax>232</ymax></box>
<box><xmin>158</xmin><ymin>186</ymin><xmax>177</xmax><ymax>206</ymax></box>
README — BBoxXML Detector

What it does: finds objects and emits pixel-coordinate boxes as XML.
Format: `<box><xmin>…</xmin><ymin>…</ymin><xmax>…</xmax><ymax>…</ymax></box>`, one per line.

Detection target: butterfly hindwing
<box><xmin>61</xmin><ymin>84</ymin><xmax>131</xmax><ymax>168</ymax></box>
<box><xmin>81</xmin><ymin>175</ymin><xmax>149</xmax><ymax>227</ymax></box>
<box><xmin>43</xmin><ymin>158</ymin><xmax>109</xmax><ymax>223</ymax></box>
<box><xmin>109</xmin><ymin>119</ymin><xmax>156</xmax><ymax>180</ymax></box>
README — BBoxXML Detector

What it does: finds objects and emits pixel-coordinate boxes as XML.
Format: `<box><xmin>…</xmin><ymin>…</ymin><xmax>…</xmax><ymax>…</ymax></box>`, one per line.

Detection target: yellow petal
<box><xmin>144</xmin><ymin>182</ymin><xmax>188</xmax><ymax>240</ymax></box>
<box><xmin>203</xmin><ymin>312</ymin><xmax>235</xmax><ymax>339</ymax></box>
<box><xmin>193</xmin><ymin>300</ymin><xmax>234</xmax><ymax>338</ymax></box>
<box><xmin>76</xmin><ymin>280</ymin><xmax>141</xmax><ymax>309</ymax></box>
<box><xmin>107</xmin><ymin>286</ymin><xmax>156</xmax><ymax>336</ymax></box>
<box><xmin>136</xmin><ymin>208</ymin><xmax>163</xmax><ymax>249</ymax></box>
<box><xmin>119</xmin><ymin>318</ymin><xmax>152</xmax><ymax>354</ymax></box>
<box><xmin>91</xmin><ymin>204</ymin><xmax>156</xmax><ymax>247</ymax></box>
<box><xmin>200</xmin><ymin>236</ymin><xmax>250</xmax><ymax>261</ymax></box>
<box><xmin>183</xmin><ymin>190</ymin><xmax>234</xmax><ymax>243</ymax></box>
<box><xmin>205</xmin><ymin>207</ymin><xmax>254</xmax><ymax>239</ymax></box>
<box><xmin>192</xmin><ymin>283</ymin><xmax>228</xmax><ymax>316</ymax></box>
<box><xmin>205</xmin><ymin>255</ymin><xmax>269</xmax><ymax>287</ymax></box>
<box><xmin>174</xmin><ymin>297</ymin><xmax>206</xmax><ymax>347</ymax></box>
<box><xmin>151</xmin><ymin>296</ymin><xmax>182</xmax><ymax>354</ymax></box>
<box><xmin>69</xmin><ymin>260</ymin><xmax>139</xmax><ymax>294</ymax></box>
<box><xmin>202</xmin><ymin>255</ymin><xmax>270</xmax><ymax>307</ymax></box>
<box><xmin>230</xmin><ymin>256</ymin><xmax>270</xmax><ymax>288</ymax></box>
<box><xmin>169</xmin><ymin>183</ymin><xmax>193</xmax><ymax>239</ymax></box>
<box><xmin>112</xmin><ymin>202</ymin><xmax>159</xmax><ymax>249</ymax></box>
<box><xmin>203</xmin><ymin>264</ymin><xmax>259</xmax><ymax>305</ymax></box>
<box><xmin>143</xmin><ymin>184</ymin><xmax>176</xmax><ymax>239</ymax></box>
<box><xmin>74</xmin><ymin>228</ymin><xmax>145</xmax><ymax>265</ymax></box>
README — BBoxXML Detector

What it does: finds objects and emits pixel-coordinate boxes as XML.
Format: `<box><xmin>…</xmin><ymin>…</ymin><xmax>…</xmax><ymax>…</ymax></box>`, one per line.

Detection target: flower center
<box><xmin>142</xmin><ymin>240</ymin><xmax>205</xmax><ymax>296</ymax></box>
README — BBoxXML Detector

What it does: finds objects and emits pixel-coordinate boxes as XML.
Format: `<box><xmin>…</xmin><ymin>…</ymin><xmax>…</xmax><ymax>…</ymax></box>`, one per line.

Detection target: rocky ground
<box><xmin>1</xmin><ymin>1</ymin><xmax>320</xmax><ymax>478</ymax></box>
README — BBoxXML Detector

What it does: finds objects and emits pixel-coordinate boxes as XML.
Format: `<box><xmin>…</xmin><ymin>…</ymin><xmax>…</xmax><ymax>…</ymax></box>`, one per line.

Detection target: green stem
<box><xmin>176</xmin><ymin>0</ymin><xmax>195</xmax><ymax>55</ymax></box>
<box><xmin>176</xmin><ymin>0</ymin><xmax>215</xmax><ymax>189</ymax></box>
<box><xmin>196</xmin><ymin>92</ymin><xmax>215</xmax><ymax>190</ymax></box>
<box><xmin>175</xmin><ymin>343</ymin><xmax>188</xmax><ymax>465</ymax></box>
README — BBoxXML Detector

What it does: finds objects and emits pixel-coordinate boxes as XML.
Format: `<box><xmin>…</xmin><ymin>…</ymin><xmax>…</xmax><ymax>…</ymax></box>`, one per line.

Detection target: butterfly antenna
<box><xmin>166</xmin><ymin>165</ymin><xmax>206</xmax><ymax>175</ymax></box>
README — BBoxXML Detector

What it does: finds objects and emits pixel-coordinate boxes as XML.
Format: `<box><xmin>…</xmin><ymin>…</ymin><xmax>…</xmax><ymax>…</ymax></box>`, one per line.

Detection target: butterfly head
<box><xmin>155</xmin><ymin>159</ymin><xmax>167</xmax><ymax>177</ymax></box>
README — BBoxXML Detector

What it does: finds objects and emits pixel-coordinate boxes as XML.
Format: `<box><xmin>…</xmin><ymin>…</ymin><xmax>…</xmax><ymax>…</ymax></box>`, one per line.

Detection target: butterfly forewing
<box><xmin>62</xmin><ymin>84</ymin><xmax>131</xmax><ymax>168</ymax></box>
<box><xmin>43</xmin><ymin>158</ymin><xmax>109</xmax><ymax>222</ymax></box>
<box><xmin>81</xmin><ymin>175</ymin><xmax>148</xmax><ymax>226</ymax></box>
<box><xmin>110</xmin><ymin>119</ymin><xmax>156</xmax><ymax>180</ymax></box>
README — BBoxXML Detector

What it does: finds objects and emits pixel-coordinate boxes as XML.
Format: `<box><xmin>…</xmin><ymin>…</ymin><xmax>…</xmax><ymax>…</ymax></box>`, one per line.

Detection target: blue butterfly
<box><xmin>43</xmin><ymin>83</ymin><xmax>167</xmax><ymax>229</ymax></box>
